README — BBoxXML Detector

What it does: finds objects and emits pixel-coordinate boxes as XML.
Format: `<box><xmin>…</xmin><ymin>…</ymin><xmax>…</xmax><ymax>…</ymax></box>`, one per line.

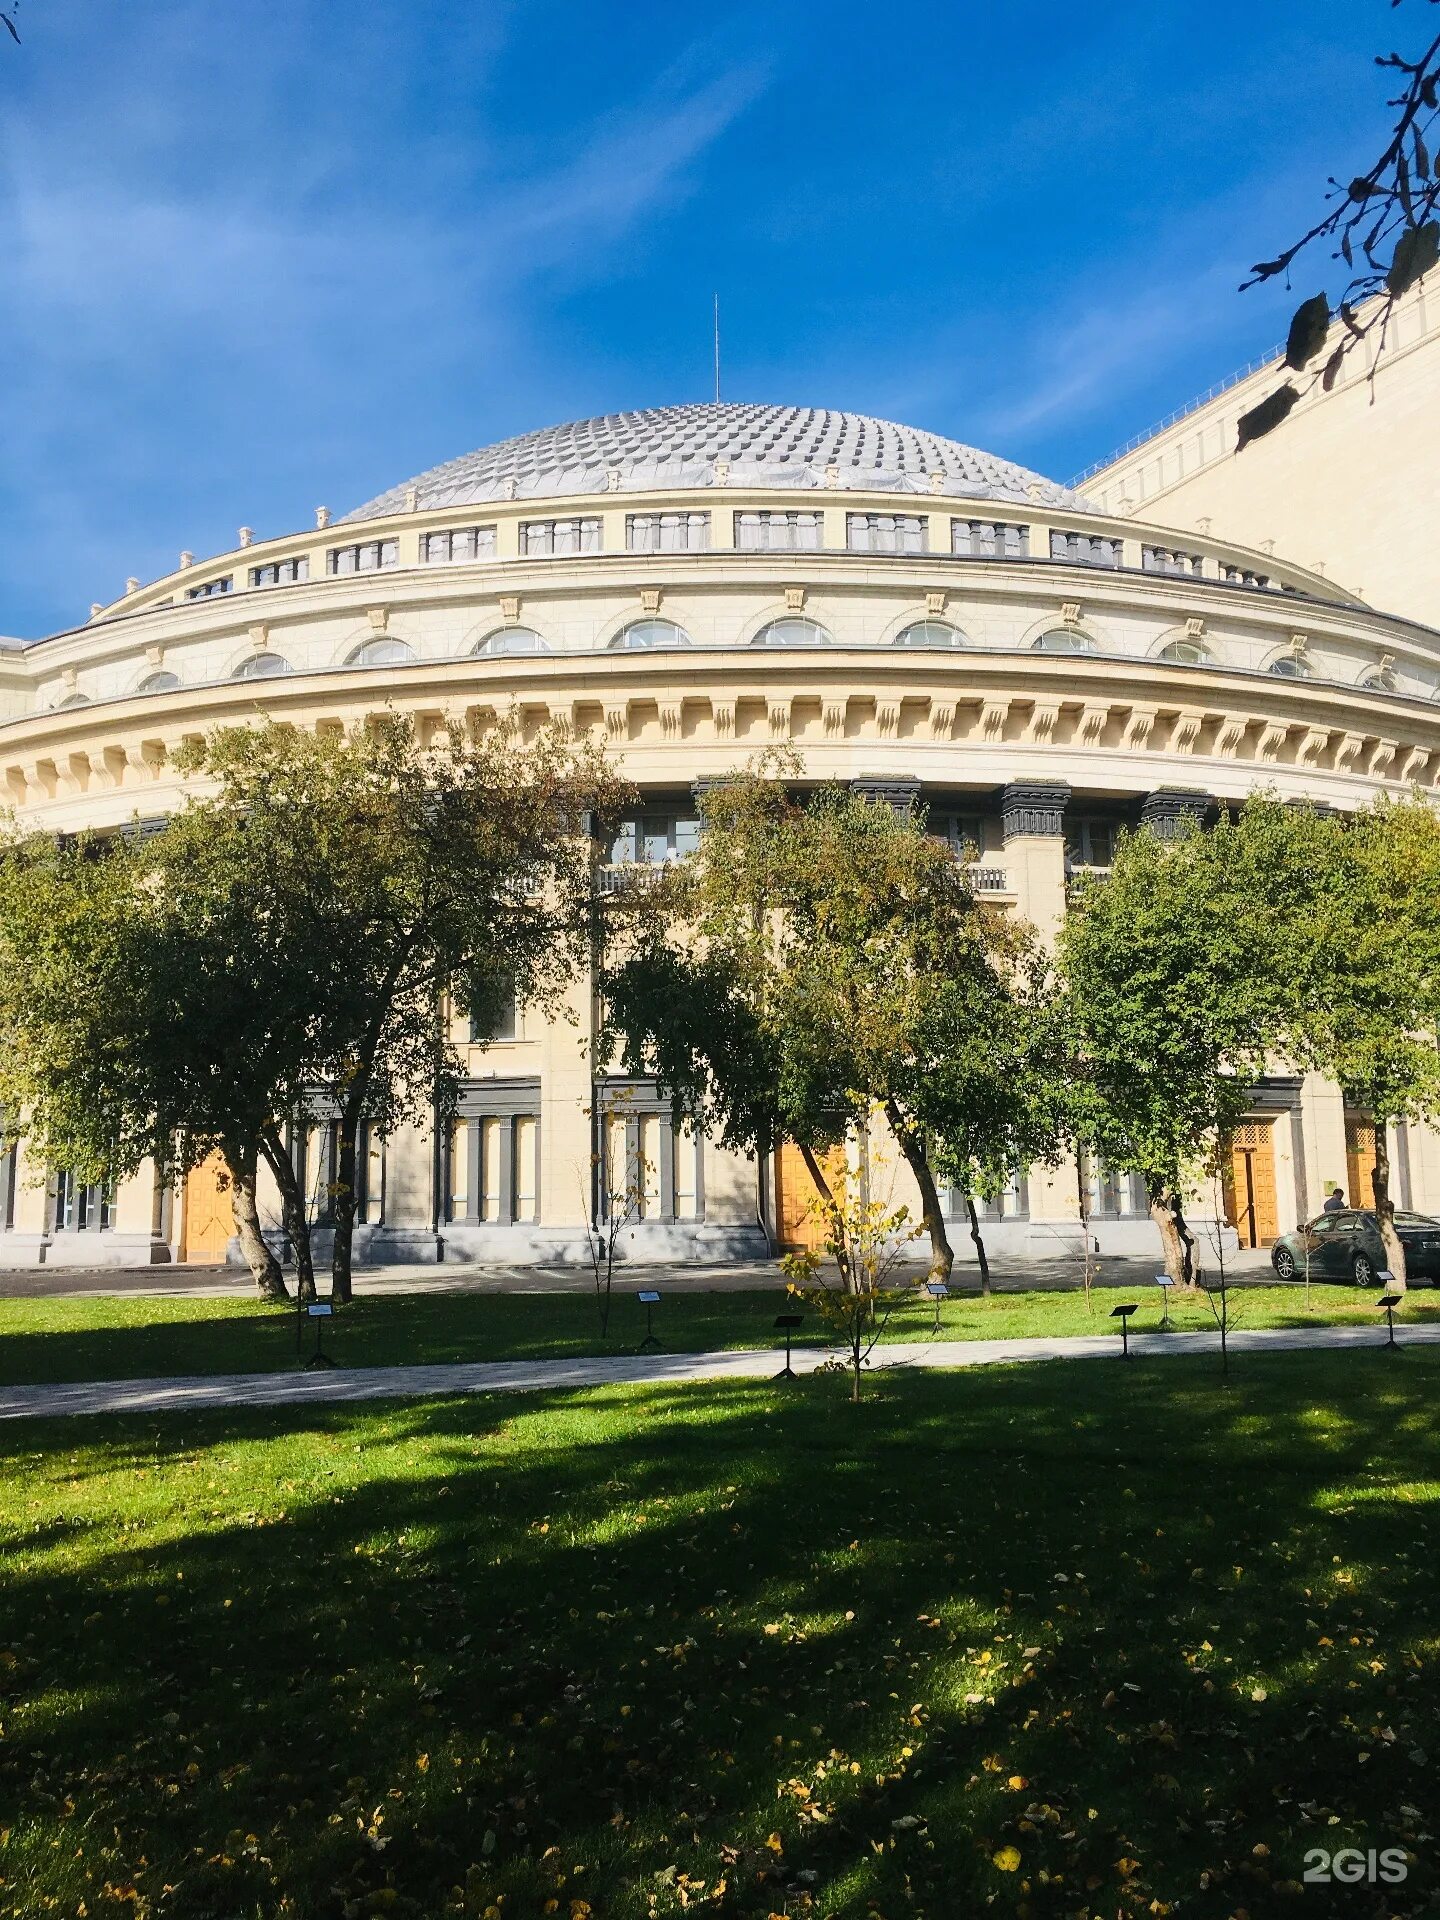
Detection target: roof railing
<box><xmin>1069</xmin><ymin>342</ymin><xmax>1284</xmax><ymax>487</ymax></box>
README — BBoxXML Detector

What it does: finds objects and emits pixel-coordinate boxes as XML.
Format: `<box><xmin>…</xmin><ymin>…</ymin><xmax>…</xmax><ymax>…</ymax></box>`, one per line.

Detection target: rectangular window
<box><xmin>627</xmin><ymin>511</ymin><xmax>710</xmax><ymax>553</ymax></box>
<box><xmin>847</xmin><ymin>512</ymin><xmax>927</xmax><ymax>555</ymax></box>
<box><xmin>951</xmin><ymin>519</ymin><xmax>1028</xmax><ymax>559</ymax></box>
<box><xmin>1050</xmin><ymin>530</ymin><xmax>1122</xmax><ymax>567</ymax></box>
<box><xmin>249</xmin><ymin>556</ymin><xmax>310</xmax><ymax>586</ymax></box>
<box><xmin>54</xmin><ymin>1170</ymin><xmax>113</xmax><ymax>1232</ymax></box>
<box><xmin>513</xmin><ymin>1116</ymin><xmax>538</xmax><ymax>1224</ymax></box>
<box><xmin>734</xmin><ymin>510</ymin><xmax>824</xmax><ymax>552</ymax></box>
<box><xmin>1142</xmin><ymin>544</ymin><xmax>1203</xmax><ymax>577</ymax></box>
<box><xmin>470</xmin><ymin>987</ymin><xmax>519</xmax><ymax>1044</ymax></box>
<box><xmin>520</xmin><ymin>516</ymin><xmax>602</xmax><ymax>557</ymax></box>
<box><xmin>1066</xmin><ymin>818</ymin><xmax>1117</xmax><ymax>870</ymax></box>
<box><xmin>422</xmin><ymin>526</ymin><xmax>497</xmax><ymax>564</ymax></box>
<box><xmin>674</xmin><ymin>1122</ymin><xmax>699</xmax><ymax>1220</ymax></box>
<box><xmin>933</xmin><ymin>812</ymin><xmax>988</xmax><ymax>857</ymax></box>
<box><xmin>327</xmin><ymin>539</ymin><xmax>399</xmax><ymax>575</ymax></box>
<box><xmin>185</xmin><ymin>576</ymin><xmax>233</xmax><ymax>599</ymax></box>
<box><xmin>607</xmin><ymin>813</ymin><xmax>701</xmax><ymax>867</ymax></box>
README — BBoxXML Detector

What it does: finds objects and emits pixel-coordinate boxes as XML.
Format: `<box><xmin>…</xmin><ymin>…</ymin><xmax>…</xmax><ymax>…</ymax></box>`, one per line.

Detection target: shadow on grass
<box><xmin>1</xmin><ymin>1349</ymin><xmax>1436</xmax><ymax>1917</ymax></box>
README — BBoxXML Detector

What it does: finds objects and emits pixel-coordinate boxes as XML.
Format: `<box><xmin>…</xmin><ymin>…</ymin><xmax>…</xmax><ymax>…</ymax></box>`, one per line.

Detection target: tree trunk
<box><xmin>225</xmin><ymin>1141</ymin><xmax>286</xmax><ymax>1300</ymax></box>
<box><xmin>259</xmin><ymin>1124</ymin><xmax>317</xmax><ymax>1303</ymax></box>
<box><xmin>1148</xmin><ymin>1185</ymin><xmax>1197</xmax><ymax>1288</ymax></box>
<box><xmin>963</xmin><ymin>1189</ymin><xmax>992</xmax><ymax>1296</ymax></box>
<box><xmin>883</xmin><ymin>1103</ymin><xmax>954</xmax><ymax>1286</ymax></box>
<box><xmin>330</xmin><ymin>1097</ymin><xmax>365</xmax><ymax>1305</ymax></box>
<box><xmin>1370</xmin><ymin>1123</ymin><xmax>1407</xmax><ymax>1286</ymax></box>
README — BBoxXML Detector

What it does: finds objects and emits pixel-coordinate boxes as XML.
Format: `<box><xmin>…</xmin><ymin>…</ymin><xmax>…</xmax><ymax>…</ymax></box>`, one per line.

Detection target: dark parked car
<box><xmin>1271</xmin><ymin>1208</ymin><xmax>1440</xmax><ymax>1285</ymax></box>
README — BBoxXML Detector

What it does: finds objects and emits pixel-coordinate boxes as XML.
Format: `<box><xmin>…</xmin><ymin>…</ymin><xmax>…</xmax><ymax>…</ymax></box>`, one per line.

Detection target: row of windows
<box><xmin>60</xmin><ymin>623</ymin><xmax>1401</xmax><ymax>705</ymax></box>
<box><xmin>170</xmin><ymin>513</ymin><xmax>1308</xmax><ymax>600</ymax></box>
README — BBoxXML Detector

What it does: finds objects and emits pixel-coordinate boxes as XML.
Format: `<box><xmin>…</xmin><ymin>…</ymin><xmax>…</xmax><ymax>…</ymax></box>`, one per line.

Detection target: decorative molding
<box><xmin>784</xmin><ymin>585</ymin><xmax>806</xmax><ymax>612</ymax></box>
<box><xmin>1140</xmin><ymin>788</ymin><xmax>1210</xmax><ymax>838</ymax></box>
<box><xmin>1001</xmin><ymin>781</ymin><xmax>1071</xmax><ymax>839</ymax></box>
<box><xmin>1171</xmin><ymin>709</ymin><xmax>1204</xmax><ymax>753</ymax></box>
<box><xmin>1215</xmin><ymin>715</ymin><xmax>1248</xmax><ymax>758</ymax></box>
<box><xmin>927</xmin><ymin>700</ymin><xmax>955</xmax><ymax>741</ymax></box>
<box><xmin>1124</xmin><ymin>705</ymin><xmax>1158</xmax><ymax>750</ymax></box>
<box><xmin>248</xmin><ymin>623</ymin><xmax>268</xmax><ymax>650</ymax></box>
<box><xmin>1335</xmin><ymin>731</ymin><xmax>1367</xmax><ymax>772</ymax></box>
<box><xmin>659</xmin><ymin>701</ymin><xmax>682</xmax><ymax>741</ymax></box>
<box><xmin>875</xmin><ymin>700</ymin><xmax>900</xmax><ymax>738</ymax></box>
<box><xmin>500</xmin><ymin>595</ymin><xmax>521</xmax><ymax>624</ymax></box>
<box><xmin>767</xmin><ymin>698</ymin><xmax>791</xmax><ymax>740</ymax></box>
<box><xmin>1184</xmin><ymin>615</ymin><xmax>1206</xmax><ymax>640</ymax></box>
<box><xmin>367</xmin><ymin>606</ymin><xmax>387</xmax><ymax>633</ymax></box>
<box><xmin>1257</xmin><ymin>722</ymin><xmax>1289</xmax><ymax>762</ymax></box>
<box><xmin>1060</xmin><ymin>600</ymin><xmax>1082</xmax><ymax>626</ymax></box>
<box><xmin>822</xmin><ymin>698</ymin><xmax>847</xmax><ymax>737</ymax></box>
<box><xmin>640</xmin><ymin>587</ymin><xmax>662</xmax><ymax>614</ymax></box>
<box><xmin>979</xmin><ymin>698</ymin><xmax>1009</xmax><ymax>741</ymax></box>
<box><xmin>1026</xmin><ymin>702</ymin><xmax>1060</xmax><ymax>745</ymax></box>
<box><xmin>851</xmin><ymin>777</ymin><xmax>921</xmax><ymax>814</ymax></box>
<box><xmin>712</xmin><ymin>699</ymin><xmax>735</xmax><ymax>739</ymax></box>
<box><xmin>1298</xmin><ymin>727</ymin><xmax>1331</xmax><ymax>766</ymax></box>
<box><xmin>925</xmin><ymin>590</ymin><xmax>947</xmax><ymax>617</ymax></box>
<box><xmin>1076</xmin><ymin>703</ymin><xmax>1108</xmax><ymax>745</ymax></box>
<box><xmin>604</xmin><ymin>704</ymin><xmax>627</xmax><ymax>741</ymax></box>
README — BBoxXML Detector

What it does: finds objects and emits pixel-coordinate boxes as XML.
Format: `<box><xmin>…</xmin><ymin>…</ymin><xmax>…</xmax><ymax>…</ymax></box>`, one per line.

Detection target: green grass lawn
<box><xmin>0</xmin><ymin>1278</ymin><xmax>1436</xmax><ymax>1388</ymax></box>
<box><xmin>0</xmin><ymin>1350</ymin><xmax>1436</xmax><ymax>1919</ymax></box>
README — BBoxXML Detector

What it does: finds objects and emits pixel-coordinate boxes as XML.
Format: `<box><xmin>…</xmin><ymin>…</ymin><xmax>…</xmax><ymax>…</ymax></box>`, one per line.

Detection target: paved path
<box><xmin>2</xmin><ymin>1320</ymin><xmax>1433</xmax><ymax>1422</ymax></box>
<box><xmin>0</xmin><ymin>1248</ymin><xmax>1276</xmax><ymax>1300</ymax></box>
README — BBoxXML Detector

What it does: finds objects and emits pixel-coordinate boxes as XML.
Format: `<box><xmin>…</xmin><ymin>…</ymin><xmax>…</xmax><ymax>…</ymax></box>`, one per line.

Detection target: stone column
<box><xmin>849</xmin><ymin>776</ymin><xmax>922</xmax><ymax>815</ymax></box>
<box><xmin>1000</xmin><ymin>781</ymin><xmax>1070</xmax><ymax>947</ymax></box>
<box><xmin>1140</xmin><ymin>788</ymin><xmax>1211</xmax><ymax>838</ymax></box>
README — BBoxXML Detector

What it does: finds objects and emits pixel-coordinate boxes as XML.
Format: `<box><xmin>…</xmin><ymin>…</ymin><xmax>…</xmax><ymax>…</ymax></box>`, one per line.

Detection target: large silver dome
<box><xmin>343</xmin><ymin>403</ymin><xmax>1084</xmax><ymax>520</ymax></box>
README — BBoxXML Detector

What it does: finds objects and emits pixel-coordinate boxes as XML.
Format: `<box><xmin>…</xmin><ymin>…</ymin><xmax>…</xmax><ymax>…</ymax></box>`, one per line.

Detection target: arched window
<box><xmin>473</xmin><ymin>626</ymin><xmax>549</xmax><ymax>657</ymax></box>
<box><xmin>1033</xmin><ymin>628</ymin><xmax>1097</xmax><ymax>654</ymax></box>
<box><xmin>751</xmin><ymin>617</ymin><xmax>834</xmax><ymax>647</ymax></box>
<box><xmin>893</xmin><ymin>620</ymin><xmax>966</xmax><ymax>648</ymax></box>
<box><xmin>1360</xmin><ymin>666</ymin><xmax>1395</xmax><ymax>691</ymax></box>
<box><xmin>347</xmin><ymin>637</ymin><xmax>417</xmax><ymax>667</ymax></box>
<box><xmin>610</xmin><ymin>619</ymin><xmax>693</xmax><ymax>650</ymax></box>
<box><xmin>1156</xmin><ymin>639</ymin><xmax>1211</xmax><ymax>665</ymax></box>
<box><xmin>136</xmin><ymin>670</ymin><xmax>180</xmax><ymax>694</ymax></box>
<box><xmin>1269</xmin><ymin>655</ymin><xmax>1313</xmax><ymax>679</ymax></box>
<box><xmin>56</xmin><ymin>692</ymin><xmax>90</xmax><ymax>709</ymax></box>
<box><xmin>232</xmin><ymin>652</ymin><xmax>293</xmax><ymax>680</ymax></box>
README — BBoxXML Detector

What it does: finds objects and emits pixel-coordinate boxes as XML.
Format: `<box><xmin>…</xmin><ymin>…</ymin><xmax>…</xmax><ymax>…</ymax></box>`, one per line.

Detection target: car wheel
<box><xmin>1352</xmin><ymin>1252</ymin><xmax>1376</xmax><ymax>1287</ymax></box>
<box><xmin>1273</xmin><ymin>1248</ymin><xmax>1297</xmax><ymax>1279</ymax></box>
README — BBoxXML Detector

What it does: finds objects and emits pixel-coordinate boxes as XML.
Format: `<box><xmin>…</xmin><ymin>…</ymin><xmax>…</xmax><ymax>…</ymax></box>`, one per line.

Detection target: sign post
<box><xmin>637</xmin><ymin>1290</ymin><xmax>661</xmax><ymax>1353</ymax></box>
<box><xmin>1154</xmin><ymin>1272</ymin><xmax>1174</xmax><ymax>1331</ymax></box>
<box><xmin>303</xmin><ymin>1301</ymin><xmax>336</xmax><ymax>1370</ymax></box>
<box><xmin>1110</xmin><ymin>1301</ymin><xmax>1139</xmax><ymax>1359</ymax></box>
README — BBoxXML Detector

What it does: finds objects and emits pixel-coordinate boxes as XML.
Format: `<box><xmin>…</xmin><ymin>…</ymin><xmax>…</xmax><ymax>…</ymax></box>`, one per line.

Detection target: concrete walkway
<box><xmin>2</xmin><ymin>1320</ymin><xmax>1433</xmax><ymax>1421</ymax></box>
<box><xmin>0</xmin><ymin>1248</ymin><xmax>1277</xmax><ymax>1300</ymax></box>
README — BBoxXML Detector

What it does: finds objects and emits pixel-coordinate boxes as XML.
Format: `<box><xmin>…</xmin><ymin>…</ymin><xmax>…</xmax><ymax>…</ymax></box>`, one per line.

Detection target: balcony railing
<box><xmin>964</xmin><ymin>864</ymin><xmax>1010</xmax><ymax>892</ymax></box>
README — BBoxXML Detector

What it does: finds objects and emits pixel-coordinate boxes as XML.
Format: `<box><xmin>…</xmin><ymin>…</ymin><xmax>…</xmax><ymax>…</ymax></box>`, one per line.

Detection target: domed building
<box><xmin>3</xmin><ymin>401</ymin><xmax>1438</xmax><ymax>1267</ymax></box>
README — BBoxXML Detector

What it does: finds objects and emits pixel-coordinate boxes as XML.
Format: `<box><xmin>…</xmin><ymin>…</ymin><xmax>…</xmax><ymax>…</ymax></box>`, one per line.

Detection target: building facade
<box><xmin>1</xmin><ymin>402</ymin><xmax>1436</xmax><ymax>1267</ymax></box>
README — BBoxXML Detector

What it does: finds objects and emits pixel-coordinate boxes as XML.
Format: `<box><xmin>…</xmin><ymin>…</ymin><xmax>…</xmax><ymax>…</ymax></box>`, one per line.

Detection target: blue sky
<box><xmin>0</xmin><ymin>0</ymin><xmax>1403</xmax><ymax>637</ymax></box>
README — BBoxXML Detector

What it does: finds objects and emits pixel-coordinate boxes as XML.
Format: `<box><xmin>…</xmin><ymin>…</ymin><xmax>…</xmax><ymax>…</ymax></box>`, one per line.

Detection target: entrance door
<box><xmin>774</xmin><ymin>1142</ymin><xmax>848</xmax><ymax>1251</ymax></box>
<box><xmin>1223</xmin><ymin>1120</ymin><xmax>1279</xmax><ymax>1248</ymax></box>
<box><xmin>181</xmin><ymin>1152</ymin><xmax>233</xmax><ymax>1263</ymax></box>
<box><xmin>1345</xmin><ymin>1115</ymin><xmax>1377</xmax><ymax>1212</ymax></box>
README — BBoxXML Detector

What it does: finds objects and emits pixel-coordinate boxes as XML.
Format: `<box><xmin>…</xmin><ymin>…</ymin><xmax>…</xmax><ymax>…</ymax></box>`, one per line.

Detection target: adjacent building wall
<box><xmin>1084</xmin><ymin>283</ymin><xmax>1440</xmax><ymax>628</ymax></box>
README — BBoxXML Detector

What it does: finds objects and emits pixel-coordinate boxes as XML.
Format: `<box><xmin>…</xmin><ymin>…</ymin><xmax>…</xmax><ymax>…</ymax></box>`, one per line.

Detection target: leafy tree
<box><xmin>910</xmin><ymin>943</ymin><xmax>1071</xmax><ymax>1295</ymax></box>
<box><xmin>1059</xmin><ymin>804</ymin><xmax>1300</xmax><ymax>1286</ymax></box>
<box><xmin>1261</xmin><ymin>796</ymin><xmax>1440</xmax><ymax>1286</ymax></box>
<box><xmin>1240</xmin><ymin>1</ymin><xmax>1440</xmax><ymax>444</ymax></box>
<box><xmin>603</xmin><ymin>763</ymin><xmax>1040</xmax><ymax>1287</ymax></box>
<box><xmin>0</xmin><ymin>823</ymin><xmax>314</xmax><ymax>1297</ymax></box>
<box><xmin>780</xmin><ymin>1165</ymin><xmax>920</xmax><ymax>1402</ymax></box>
<box><xmin>0</xmin><ymin>715</ymin><xmax>622</xmax><ymax>1302</ymax></box>
<box><xmin>177</xmin><ymin>715</ymin><xmax>624</xmax><ymax>1301</ymax></box>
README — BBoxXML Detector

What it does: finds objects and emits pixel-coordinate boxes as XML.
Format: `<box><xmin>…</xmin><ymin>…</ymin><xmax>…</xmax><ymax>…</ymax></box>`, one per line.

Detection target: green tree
<box><xmin>911</xmin><ymin>944</ymin><xmax>1071</xmax><ymax>1295</ymax></box>
<box><xmin>1059</xmin><ymin>804</ymin><xmax>1299</xmax><ymax>1286</ymax></box>
<box><xmin>177</xmin><ymin>715</ymin><xmax>623</xmax><ymax>1302</ymax></box>
<box><xmin>603</xmin><ymin>763</ymin><xmax>1039</xmax><ymax>1287</ymax></box>
<box><xmin>0</xmin><ymin>822</ymin><xmax>315</xmax><ymax>1297</ymax></box>
<box><xmin>1264</xmin><ymin>796</ymin><xmax>1440</xmax><ymax>1286</ymax></box>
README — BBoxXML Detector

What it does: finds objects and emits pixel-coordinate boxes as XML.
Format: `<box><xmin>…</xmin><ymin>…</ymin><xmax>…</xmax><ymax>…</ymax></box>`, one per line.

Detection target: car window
<box><xmin>1395</xmin><ymin>1212</ymin><xmax>1437</xmax><ymax>1228</ymax></box>
<box><xmin>1336</xmin><ymin>1215</ymin><xmax>1363</xmax><ymax>1232</ymax></box>
<box><xmin>1308</xmin><ymin>1217</ymin><xmax>1336</xmax><ymax>1235</ymax></box>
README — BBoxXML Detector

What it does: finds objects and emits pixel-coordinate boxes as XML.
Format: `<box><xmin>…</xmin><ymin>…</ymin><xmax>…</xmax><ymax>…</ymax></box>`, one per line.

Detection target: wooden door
<box><xmin>774</xmin><ymin>1142</ymin><xmax>848</xmax><ymax>1251</ymax></box>
<box><xmin>1345</xmin><ymin>1115</ymin><xmax>1377</xmax><ymax>1212</ymax></box>
<box><xmin>1223</xmin><ymin>1120</ymin><xmax>1279</xmax><ymax>1248</ymax></box>
<box><xmin>181</xmin><ymin>1152</ymin><xmax>233</xmax><ymax>1263</ymax></box>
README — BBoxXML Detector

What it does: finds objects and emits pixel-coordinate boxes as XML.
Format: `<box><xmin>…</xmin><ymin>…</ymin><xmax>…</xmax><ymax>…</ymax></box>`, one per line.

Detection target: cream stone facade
<box><xmin>1083</xmin><ymin>283</ymin><xmax>1440</xmax><ymax>627</ymax></box>
<box><xmin>1</xmin><ymin>402</ymin><xmax>1436</xmax><ymax>1270</ymax></box>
